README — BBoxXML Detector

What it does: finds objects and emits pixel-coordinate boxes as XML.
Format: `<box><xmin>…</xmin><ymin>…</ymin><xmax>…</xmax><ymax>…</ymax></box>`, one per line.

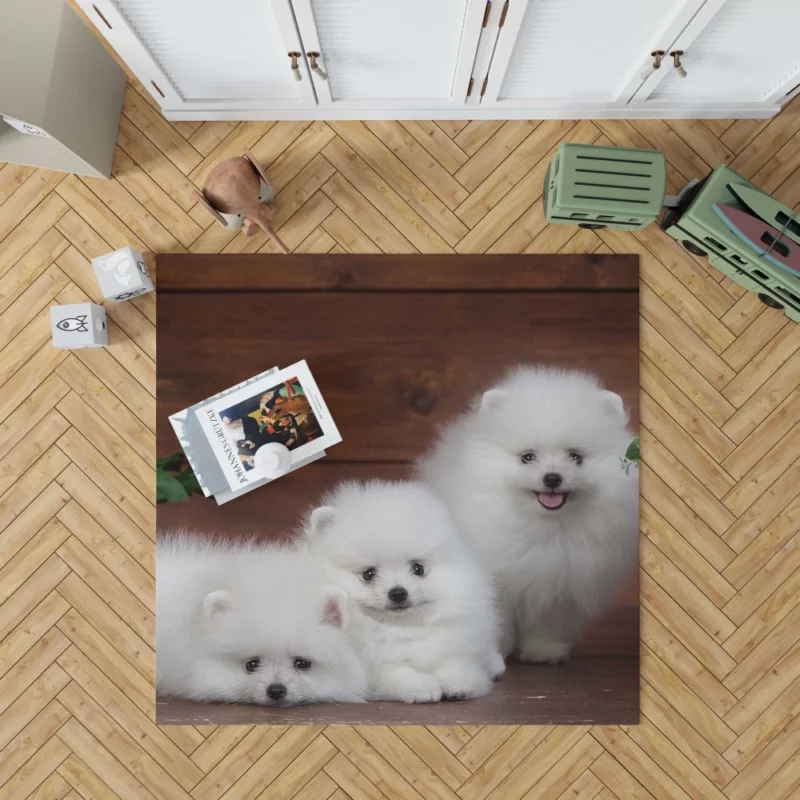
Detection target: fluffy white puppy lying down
<box><xmin>304</xmin><ymin>480</ymin><xmax>504</xmax><ymax>703</ymax></box>
<box><xmin>157</xmin><ymin>533</ymin><xmax>367</xmax><ymax>706</ymax></box>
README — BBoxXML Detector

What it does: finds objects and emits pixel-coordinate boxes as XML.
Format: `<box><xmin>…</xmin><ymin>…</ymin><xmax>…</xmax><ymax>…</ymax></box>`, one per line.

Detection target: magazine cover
<box><xmin>169</xmin><ymin>366</ymin><xmax>279</xmax><ymax>499</ymax></box>
<box><xmin>194</xmin><ymin>360</ymin><xmax>341</xmax><ymax>493</ymax></box>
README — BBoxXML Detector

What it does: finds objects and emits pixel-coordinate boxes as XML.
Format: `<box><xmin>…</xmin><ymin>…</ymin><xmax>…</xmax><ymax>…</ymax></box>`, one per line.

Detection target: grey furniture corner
<box><xmin>0</xmin><ymin>0</ymin><xmax>127</xmax><ymax>178</ymax></box>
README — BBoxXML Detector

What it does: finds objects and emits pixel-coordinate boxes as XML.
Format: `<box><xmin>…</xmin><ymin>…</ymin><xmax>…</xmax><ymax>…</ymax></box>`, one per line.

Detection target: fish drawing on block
<box><xmin>713</xmin><ymin>204</ymin><xmax>800</xmax><ymax>278</ymax></box>
<box><xmin>57</xmin><ymin>315</ymin><xmax>89</xmax><ymax>332</ymax></box>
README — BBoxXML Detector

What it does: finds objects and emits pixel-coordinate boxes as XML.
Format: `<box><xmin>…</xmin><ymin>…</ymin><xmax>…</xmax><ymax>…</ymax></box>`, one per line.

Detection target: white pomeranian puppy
<box><xmin>304</xmin><ymin>481</ymin><xmax>504</xmax><ymax>703</ymax></box>
<box><xmin>418</xmin><ymin>366</ymin><xmax>639</xmax><ymax>664</ymax></box>
<box><xmin>157</xmin><ymin>533</ymin><xmax>367</xmax><ymax>706</ymax></box>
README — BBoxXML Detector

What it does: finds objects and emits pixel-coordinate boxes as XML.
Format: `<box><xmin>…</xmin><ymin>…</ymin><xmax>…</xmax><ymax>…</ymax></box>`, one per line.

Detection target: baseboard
<box><xmin>162</xmin><ymin>104</ymin><xmax>781</xmax><ymax>122</ymax></box>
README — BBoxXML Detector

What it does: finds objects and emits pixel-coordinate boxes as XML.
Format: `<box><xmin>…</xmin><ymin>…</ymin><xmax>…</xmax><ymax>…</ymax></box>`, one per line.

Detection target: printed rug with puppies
<box><xmin>156</xmin><ymin>253</ymin><xmax>640</xmax><ymax>725</ymax></box>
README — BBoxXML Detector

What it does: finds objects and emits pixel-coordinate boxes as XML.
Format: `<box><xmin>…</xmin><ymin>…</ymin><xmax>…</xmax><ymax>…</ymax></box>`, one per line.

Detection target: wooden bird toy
<box><xmin>196</xmin><ymin>150</ymin><xmax>289</xmax><ymax>254</ymax></box>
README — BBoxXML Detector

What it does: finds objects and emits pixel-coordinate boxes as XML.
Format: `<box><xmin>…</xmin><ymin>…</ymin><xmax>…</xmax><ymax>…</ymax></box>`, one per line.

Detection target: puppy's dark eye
<box><xmin>362</xmin><ymin>567</ymin><xmax>377</xmax><ymax>582</ymax></box>
<box><xmin>245</xmin><ymin>658</ymin><xmax>260</xmax><ymax>673</ymax></box>
<box><xmin>568</xmin><ymin>451</ymin><xmax>583</xmax><ymax>465</ymax></box>
<box><xmin>293</xmin><ymin>657</ymin><xmax>312</xmax><ymax>671</ymax></box>
<box><xmin>410</xmin><ymin>562</ymin><xmax>425</xmax><ymax>576</ymax></box>
<box><xmin>520</xmin><ymin>451</ymin><xmax>536</xmax><ymax>464</ymax></box>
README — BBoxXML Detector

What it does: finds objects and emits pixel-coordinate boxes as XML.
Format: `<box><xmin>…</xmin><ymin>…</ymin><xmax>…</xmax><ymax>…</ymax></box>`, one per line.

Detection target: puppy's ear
<box><xmin>307</xmin><ymin>506</ymin><xmax>336</xmax><ymax>538</ymax></box>
<box><xmin>321</xmin><ymin>586</ymin><xmax>349</xmax><ymax>630</ymax></box>
<box><xmin>480</xmin><ymin>389</ymin><xmax>507</xmax><ymax>413</ymax></box>
<box><xmin>202</xmin><ymin>590</ymin><xmax>233</xmax><ymax>620</ymax></box>
<box><xmin>599</xmin><ymin>391</ymin><xmax>627</xmax><ymax>424</ymax></box>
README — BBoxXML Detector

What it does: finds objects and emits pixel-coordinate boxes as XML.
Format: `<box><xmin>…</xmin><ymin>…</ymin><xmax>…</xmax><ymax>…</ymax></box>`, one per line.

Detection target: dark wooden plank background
<box><xmin>156</xmin><ymin>254</ymin><xmax>639</xmax><ymax>725</ymax></box>
<box><xmin>155</xmin><ymin>253</ymin><xmax>638</xmax><ymax>291</ymax></box>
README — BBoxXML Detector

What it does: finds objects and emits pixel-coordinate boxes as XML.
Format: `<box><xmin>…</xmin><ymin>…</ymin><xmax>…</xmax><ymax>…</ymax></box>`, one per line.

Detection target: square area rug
<box><xmin>156</xmin><ymin>253</ymin><xmax>639</xmax><ymax>725</ymax></box>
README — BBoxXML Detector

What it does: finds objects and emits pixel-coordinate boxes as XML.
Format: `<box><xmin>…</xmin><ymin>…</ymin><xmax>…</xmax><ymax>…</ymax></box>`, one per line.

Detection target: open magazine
<box><xmin>169</xmin><ymin>360</ymin><xmax>341</xmax><ymax>504</ymax></box>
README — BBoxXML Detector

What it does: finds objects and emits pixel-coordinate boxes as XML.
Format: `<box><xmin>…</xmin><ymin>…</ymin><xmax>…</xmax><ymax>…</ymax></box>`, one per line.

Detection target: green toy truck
<box><xmin>543</xmin><ymin>143</ymin><xmax>667</xmax><ymax>231</ymax></box>
<box><xmin>544</xmin><ymin>143</ymin><xmax>800</xmax><ymax>322</ymax></box>
<box><xmin>660</xmin><ymin>165</ymin><xmax>800</xmax><ymax>322</ymax></box>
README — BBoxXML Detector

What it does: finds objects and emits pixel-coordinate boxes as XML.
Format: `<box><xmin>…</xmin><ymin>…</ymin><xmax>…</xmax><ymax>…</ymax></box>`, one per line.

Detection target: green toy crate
<box><xmin>544</xmin><ymin>144</ymin><xmax>667</xmax><ymax>231</ymax></box>
<box><xmin>660</xmin><ymin>165</ymin><xmax>800</xmax><ymax>322</ymax></box>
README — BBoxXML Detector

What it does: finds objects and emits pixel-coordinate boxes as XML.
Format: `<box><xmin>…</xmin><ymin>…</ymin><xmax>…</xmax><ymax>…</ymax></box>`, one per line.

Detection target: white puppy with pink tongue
<box><xmin>418</xmin><ymin>365</ymin><xmax>639</xmax><ymax>664</ymax></box>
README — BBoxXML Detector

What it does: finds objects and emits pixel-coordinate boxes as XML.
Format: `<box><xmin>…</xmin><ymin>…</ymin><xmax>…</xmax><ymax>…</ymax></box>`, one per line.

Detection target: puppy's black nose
<box><xmin>543</xmin><ymin>472</ymin><xmax>563</xmax><ymax>489</ymax></box>
<box><xmin>266</xmin><ymin>683</ymin><xmax>287</xmax><ymax>700</ymax></box>
<box><xmin>388</xmin><ymin>586</ymin><xmax>408</xmax><ymax>604</ymax></box>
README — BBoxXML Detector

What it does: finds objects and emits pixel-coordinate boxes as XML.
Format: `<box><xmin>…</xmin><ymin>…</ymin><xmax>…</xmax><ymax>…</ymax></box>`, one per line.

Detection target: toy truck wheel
<box><xmin>578</xmin><ymin>223</ymin><xmax>606</xmax><ymax>230</ymax></box>
<box><xmin>682</xmin><ymin>240</ymin><xmax>707</xmax><ymax>257</ymax></box>
<box><xmin>758</xmin><ymin>293</ymin><xmax>784</xmax><ymax>310</ymax></box>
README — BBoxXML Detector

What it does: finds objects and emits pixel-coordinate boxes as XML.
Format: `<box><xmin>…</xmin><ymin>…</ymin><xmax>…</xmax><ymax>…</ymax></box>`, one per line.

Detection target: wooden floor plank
<box><xmin>323</xmin><ymin>137</ymin><xmax>452</xmax><ymax>253</ymax></box>
<box><xmin>111</xmin><ymin>148</ymin><xmax>202</xmax><ymax>249</ymax></box>
<box><xmin>0</xmin><ymin>228</ymin><xmax>69</xmax><ymax>316</ymax></box>
<box><xmin>56</xmin><ymin>571</ymin><xmax>155</xmax><ymax>685</ymax></box>
<box><xmin>723</xmin><ymin>535</ymin><xmax>800</xmax><ymax>627</ymax></box>
<box><xmin>55</xmin><ymin>393</ymin><xmax>152</xmax><ymax>501</ymax></box>
<box><xmin>0</xmin><ymin>170</ymin><xmax>65</xmax><ymax>245</ymax></box>
<box><xmin>0</xmin><ymin>193</ymin><xmax>69</xmax><ymax>280</ymax></box>
<box><xmin>364</xmin><ymin>120</ymin><xmax>469</xmax><ymax>210</ymax></box>
<box><xmin>454</xmin><ymin>119</ymin><xmax>581</xmax><ymax>232</ymax></box>
<box><xmin>322</xmin><ymin>208</ymin><xmax>381</xmax><ymax>254</ymax></box>
<box><xmin>252</xmin><ymin>122</ymin><xmax>324</xmax><ymax>186</ymax></box>
<box><xmin>640</xmin><ymin>356</ymin><xmax>735</xmax><ymax>463</ymax></box>
<box><xmin>640</xmin><ymin>646</ymin><xmax>737</xmax><ymax>753</ymax></box>
<box><xmin>321</xmin><ymin>173</ymin><xmax>416</xmax><ymax>253</ymax></box>
<box><xmin>0</xmin><ymin>265</ymin><xmax>70</xmax><ymax>348</ymax></box>
<box><xmin>116</xmin><ymin>116</ymin><xmax>201</xmax><ymax>211</ymax></box>
<box><xmin>453</xmin><ymin>121</ymin><xmax>539</xmax><ymax>192</ymax></box>
<box><xmin>122</xmin><ymin>85</ymin><xmax>202</xmax><ymax>176</ymax></box>
<box><xmin>0</xmin><ymin>163</ymin><xmax>37</xmax><ymax>207</ymax></box>
<box><xmin>187</xmin><ymin>121</ymin><xmax>237</xmax><ymax>157</ymax></box>
<box><xmin>55</xmin><ymin>537</ymin><xmax>153</xmax><ymax>642</ymax></box>
<box><xmin>640</xmin><ymin>500</ymin><xmax>736</xmax><ymax>609</ymax></box>
<box><xmin>400</xmin><ymin>121</ymin><xmax>469</xmax><ymax>174</ymax></box>
<box><xmin>330</xmin><ymin>121</ymin><xmax>468</xmax><ymax>245</ymax></box>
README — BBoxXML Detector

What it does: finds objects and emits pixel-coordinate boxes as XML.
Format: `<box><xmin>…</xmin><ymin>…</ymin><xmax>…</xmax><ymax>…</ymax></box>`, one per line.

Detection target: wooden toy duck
<box><xmin>196</xmin><ymin>150</ymin><xmax>289</xmax><ymax>254</ymax></box>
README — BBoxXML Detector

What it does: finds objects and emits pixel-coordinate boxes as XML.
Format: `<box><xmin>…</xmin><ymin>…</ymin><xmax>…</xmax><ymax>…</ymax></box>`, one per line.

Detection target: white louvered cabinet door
<box><xmin>633</xmin><ymin>0</ymin><xmax>800</xmax><ymax>109</ymax></box>
<box><xmin>481</xmin><ymin>0</ymin><xmax>707</xmax><ymax>108</ymax></box>
<box><xmin>290</xmin><ymin>0</ymin><xmax>487</xmax><ymax>108</ymax></box>
<box><xmin>75</xmin><ymin>0</ymin><xmax>316</xmax><ymax>112</ymax></box>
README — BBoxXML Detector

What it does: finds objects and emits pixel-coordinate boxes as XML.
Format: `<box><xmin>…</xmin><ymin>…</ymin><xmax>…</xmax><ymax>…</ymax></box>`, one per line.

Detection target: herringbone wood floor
<box><xmin>2</xmin><ymin>68</ymin><xmax>800</xmax><ymax>798</ymax></box>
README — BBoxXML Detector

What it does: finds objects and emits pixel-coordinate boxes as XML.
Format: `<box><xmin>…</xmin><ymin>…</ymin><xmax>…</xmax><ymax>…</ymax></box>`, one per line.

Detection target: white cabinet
<box><xmin>291</xmin><ymin>0</ymin><xmax>485</xmax><ymax>108</ymax></box>
<box><xmin>631</xmin><ymin>0</ymin><xmax>800</xmax><ymax>110</ymax></box>
<box><xmin>76</xmin><ymin>0</ymin><xmax>800</xmax><ymax>120</ymax></box>
<box><xmin>83</xmin><ymin>0</ymin><xmax>316</xmax><ymax>110</ymax></box>
<box><xmin>479</xmin><ymin>0</ymin><xmax>707</xmax><ymax>107</ymax></box>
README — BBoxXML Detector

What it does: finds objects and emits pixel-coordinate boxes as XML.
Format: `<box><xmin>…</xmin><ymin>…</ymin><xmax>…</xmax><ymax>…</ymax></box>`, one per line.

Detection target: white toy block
<box><xmin>51</xmin><ymin>303</ymin><xmax>107</xmax><ymax>349</ymax></box>
<box><xmin>91</xmin><ymin>246</ymin><xmax>154</xmax><ymax>302</ymax></box>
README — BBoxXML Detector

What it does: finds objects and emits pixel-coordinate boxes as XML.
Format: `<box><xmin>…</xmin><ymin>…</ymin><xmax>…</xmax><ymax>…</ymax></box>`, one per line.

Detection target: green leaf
<box><xmin>157</xmin><ymin>452</ymin><xmax>185</xmax><ymax>471</ymax></box>
<box><xmin>625</xmin><ymin>436</ymin><xmax>640</xmax><ymax>462</ymax></box>
<box><xmin>177</xmin><ymin>466</ymin><xmax>202</xmax><ymax>497</ymax></box>
<box><xmin>157</xmin><ymin>469</ymin><xmax>188</xmax><ymax>504</ymax></box>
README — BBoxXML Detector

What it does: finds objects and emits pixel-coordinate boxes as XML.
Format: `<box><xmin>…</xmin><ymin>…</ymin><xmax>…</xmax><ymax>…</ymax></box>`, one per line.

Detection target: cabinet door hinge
<box><xmin>480</xmin><ymin>77</ymin><xmax>488</xmax><ymax>97</ymax></box>
<box><xmin>482</xmin><ymin>0</ymin><xmax>492</xmax><ymax>27</ymax></box>
<box><xmin>499</xmin><ymin>0</ymin><xmax>509</xmax><ymax>27</ymax></box>
<box><xmin>467</xmin><ymin>77</ymin><xmax>474</xmax><ymax>97</ymax></box>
